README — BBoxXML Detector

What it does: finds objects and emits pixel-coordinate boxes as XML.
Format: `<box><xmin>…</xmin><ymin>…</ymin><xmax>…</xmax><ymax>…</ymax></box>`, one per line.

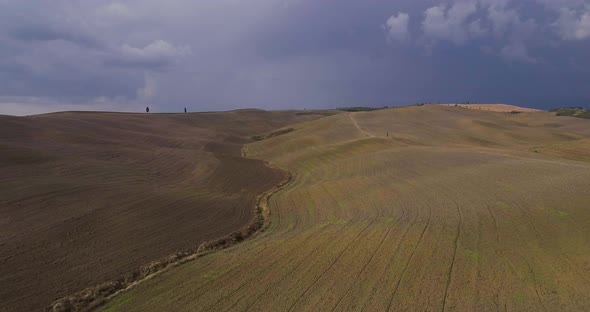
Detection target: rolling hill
<box><xmin>101</xmin><ymin>105</ymin><xmax>590</xmax><ymax>311</ymax></box>
<box><xmin>0</xmin><ymin>110</ymin><xmax>325</xmax><ymax>312</ymax></box>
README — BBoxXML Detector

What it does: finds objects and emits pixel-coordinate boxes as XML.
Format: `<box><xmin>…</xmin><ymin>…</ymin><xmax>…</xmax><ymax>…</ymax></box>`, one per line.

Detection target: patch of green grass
<box><xmin>497</xmin><ymin>201</ymin><xmax>510</xmax><ymax>209</ymax></box>
<box><xmin>555</xmin><ymin>108</ymin><xmax>578</xmax><ymax>116</ymax></box>
<box><xmin>552</xmin><ymin>209</ymin><xmax>569</xmax><ymax>218</ymax></box>
<box><xmin>552</xmin><ymin>107</ymin><xmax>590</xmax><ymax>119</ymax></box>
<box><xmin>327</xmin><ymin>211</ymin><xmax>337</xmax><ymax>224</ymax></box>
<box><xmin>101</xmin><ymin>296</ymin><xmax>131</xmax><ymax>312</ymax></box>
<box><xmin>252</xmin><ymin>128</ymin><xmax>295</xmax><ymax>141</ymax></box>
<box><xmin>202</xmin><ymin>266</ymin><xmax>234</xmax><ymax>282</ymax></box>
<box><xmin>498</xmin><ymin>182</ymin><xmax>514</xmax><ymax>190</ymax></box>
<box><xmin>326</xmin><ymin>209</ymin><xmax>348</xmax><ymax>225</ymax></box>
<box><xmin>307</xmin><ymin>205</ymin><xmax>316</xmax><ymax>218</ymax></box>
<box><xmin>512</xmin><ymin>291</ymin><xmax>527</xmax><ymax>303</ymax></box>
<box><xmin>464</xmin><ymin>249</ymin><xmax>480</xmax><ymax>263</ymax></box>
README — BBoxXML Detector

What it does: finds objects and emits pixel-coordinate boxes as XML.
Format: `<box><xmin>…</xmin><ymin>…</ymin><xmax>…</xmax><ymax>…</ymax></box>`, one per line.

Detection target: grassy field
<box><xmin>101</xmin><ymin>105</ymin><xmax>590</xmax><ymax>311</ymax></box>
<box><xmin>0</xmin><ymin>110</ymin><xmax>324</xmax><ymax>312</ymax></box>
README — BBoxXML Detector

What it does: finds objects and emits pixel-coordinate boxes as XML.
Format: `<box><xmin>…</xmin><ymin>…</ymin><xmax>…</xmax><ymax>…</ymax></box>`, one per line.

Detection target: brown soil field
<box><xmin>441</xmin><ymin>103</ymin><xmax>541</xmax><ymax>112</ymax></box>
<box><xmin>0</xmin><ymin>110</ymin><xmax>325</xmax><ymax>312</ymax></box>
<box><xmin>102</xmin><ymin>105</ymin><xmax>590</xmax><ymax>311</ymax></box>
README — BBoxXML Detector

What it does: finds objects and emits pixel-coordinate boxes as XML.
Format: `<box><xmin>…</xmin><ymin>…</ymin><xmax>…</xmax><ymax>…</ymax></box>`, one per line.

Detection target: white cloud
<box><xmin>137</xmin><ymin>73</ymin><xmax>158</xmax><ymax>100</ymax></box>
<box><xmin>385</xmin><ymin>13</ymin><xmax>410</xmax><ymax>41</ymax></box>
<box><xmin>500</xmin><ymin>41</ymin><xmax>537</xmax><ymax>63</ymax></box>
<box><xmin>487</xmin><ymin>4</ymin><xmax>537</xmax><ymax>39</ymax></box>
<box><xmin>102</xmin><ymin>3</ymin><xmax>133</xmax><ymax>18</ymax></box>
<box><xmin>468</xmin><ymin>19</ymin><xmax>487</xmax><ymax>37</ymax></box>
<box><xmin>555</xmin><ymin>8</ymin><xmax>590</xmax><ymax>40</ymax></box>
<box><xmin>417</xmin><ymin>0</ymin><xmax>544</xmax><ymax>63</ymax></box>
<box><xmin>122</xmin><ymin>40</ymin><xmax>191</xmax><ymax>59</ymax></box>
<box><xmin>422</xmin><ymin>1</ymin><xmax>481</xmax><ymax>44</ymax></box>
<box><xmin>111</xmin><ymin>40</ymin><xmax>191</xmax><ymax>70</ymax></box>
<box><xmin>534</xmin><ymin>0</ymin><xmax>589</xmax><ymax>10</ymax></box>
<box><xmin>419</xmin><ymin>0</ymin><xmax>539</xmax><ymax>44</ymax></box>
<box><xmin>483</xmin><ymin>4</ymin><xmax>538</xmax><ymax>63</ymax></box>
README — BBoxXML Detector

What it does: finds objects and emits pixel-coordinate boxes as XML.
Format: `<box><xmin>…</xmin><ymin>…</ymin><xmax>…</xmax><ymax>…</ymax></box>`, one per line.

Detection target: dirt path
<box><xmin>347</xmin><ymin>113</ymin><xmax>374</xmax><ymax>137</ymax></box>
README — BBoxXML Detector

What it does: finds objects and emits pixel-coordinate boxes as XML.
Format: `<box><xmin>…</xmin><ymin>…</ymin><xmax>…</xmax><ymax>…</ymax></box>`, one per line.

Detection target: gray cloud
<box><xmin>9</xmin><ymin>25</ymin><xmax>104</xmax><ymax>49</ymax></box>
<box><xmin>104</xmin><ymin>40</ymin><xmax>191</xmax><ymax>71</ymax></box>
<box><xmin>0</xmin><ymin>0</ymin><xmax>589</xmax><ymax>115</ymax></box>
<box><xmin>422</xmin><ymin>1</ymin><xmax>481</xmax><ymax>44</ymax></box>
<box><xmin>555</xmin><ymin>7</ymin><xmax>590</xmax><ymax>40</ymax></box>
<box><xmin>385</xmin><ymin>13</ymin><xmax>410</xmax><ymax>42</ymax></box>
<box><xmin>500</xmin><ymin>42</ymin><xmax>538</xmax><ymax>63</ymax></box>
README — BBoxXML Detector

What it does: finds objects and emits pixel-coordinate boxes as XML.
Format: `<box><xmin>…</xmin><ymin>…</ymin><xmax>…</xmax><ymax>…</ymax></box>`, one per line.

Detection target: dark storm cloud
<box><xmin>0</xmin><ymin>0</ymin><xmax>589</xmax><ymax>115</ymax></box>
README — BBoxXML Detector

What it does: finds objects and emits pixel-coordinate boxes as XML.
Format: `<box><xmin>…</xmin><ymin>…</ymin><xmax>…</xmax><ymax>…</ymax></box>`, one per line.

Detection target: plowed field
<box><xmin>0</xmin><ymin>110</ymin><xmax>323</xmax><ymax>312</ymax></box>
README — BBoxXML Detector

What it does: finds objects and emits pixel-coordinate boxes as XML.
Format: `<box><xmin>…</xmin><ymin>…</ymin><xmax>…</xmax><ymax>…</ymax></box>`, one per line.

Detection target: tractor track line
<box><xmin>287</xmin><ymin>211</ymin><xmax>382</xmax><ymax>312</ymax></box>
<box><xmin>166</xmin><ymin>244</ymin><xmax>269</xmax><ymax>304</ymax></box>
<box><xmin>331</xmin><ymin>207</ymin><xmax>406</xmax><ymax>312</ymax></box>
<box><xmin>192</xmin><ymin>194</ymin><xmax>320</xmax><ymax>303</ymax></box>
<box><xmin>386</xmin><ymin>199</ymin><xmax>433</xmax><ymax>312</ymax></box>
<box><xmin>229</xmin><ymin>225</ymin><xmax>351</xmax><ymax>312</ymax></box>
<box><xmin>485</xmin><ymin>204</ymin><xmax>500</xmax><ymax>243</ymax></box>
<box><xmin>360</xmin><ymin>210</ymin><xmax>414</xmax><ymax>312</ymax></box>
<box><xmin>442</xmin><ymin>203</ymin><xmax>463</xmax><ymax>312</ymax></box>
<box><xmin>202</xmin><ymin>224</ymin><xmax>337</xmax><ymax>312</ymax></box>
<box><xmin>191</xmin><ymin>223</ymin><xmax>332</xmax><ymax>308</ymax></box>
<box><xmin>527</xmin><ymin>261</ymin><xmax>549</xmax><ymax>312</ymax></box>
<box><xmin>175</xmin><ymin>178</ymin><xmax>304</xmax><ymax>303</ymax></box>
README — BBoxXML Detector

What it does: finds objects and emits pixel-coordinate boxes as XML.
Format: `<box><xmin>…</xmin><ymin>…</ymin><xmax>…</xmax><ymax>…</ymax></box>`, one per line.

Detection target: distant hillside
<box><xmin>337</xmin><ymin>106</ymin><xmax>385</xmax><ymax>112</ymax></box>
<box><xmin>441</xmin><ymin>103</ymin><xmax>541</xmax><ymax>113</ymax></box>
<box><xmin>550</xmin><ymin>107</ymin><xmax>590</xmax><ymax>119</ymax></box>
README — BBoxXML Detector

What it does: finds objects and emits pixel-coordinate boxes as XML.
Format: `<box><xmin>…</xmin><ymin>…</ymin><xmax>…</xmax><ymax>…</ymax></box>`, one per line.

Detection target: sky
<box><xmin>0</xmin><ymin>0</ymin><xmax>589</xmax><ymax>115</ymax></box>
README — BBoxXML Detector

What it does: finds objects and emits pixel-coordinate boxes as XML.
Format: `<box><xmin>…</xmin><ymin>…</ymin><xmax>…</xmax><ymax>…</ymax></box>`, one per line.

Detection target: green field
<box><xmin>102</xmin><ymin>105</ymin><xmax>590</xmax><ymax>311</ymax></box>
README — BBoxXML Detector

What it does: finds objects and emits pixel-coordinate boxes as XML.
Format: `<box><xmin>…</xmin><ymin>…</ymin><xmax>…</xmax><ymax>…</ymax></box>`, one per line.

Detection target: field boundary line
<box><xmin>45</xmin><ymin>145</ymin><xmax>295</xmax><ymax>312</ymax></box>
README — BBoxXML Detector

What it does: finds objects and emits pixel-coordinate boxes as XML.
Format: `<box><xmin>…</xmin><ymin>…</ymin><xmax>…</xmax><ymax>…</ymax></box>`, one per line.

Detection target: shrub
<box><xmin>337</xmin><ymin>107</ymin><xmax>381</xmax><ymax>112</ymax></box>
<box><xmin>555</xmin><ymin>108</ymin><xmax>577</xmax><ymax>116</ymax></box>
<box><xmin>252</xmin><ymin>128</ymin><xmax>295</xmax><ymax>141</ymax></box>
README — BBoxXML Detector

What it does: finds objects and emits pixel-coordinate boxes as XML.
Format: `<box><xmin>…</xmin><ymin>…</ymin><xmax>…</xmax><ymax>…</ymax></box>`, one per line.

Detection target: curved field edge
<box><xmin>45</xmin><ymin>148</ymin><xmax>294</xmax><ymax>312</ymax></box>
